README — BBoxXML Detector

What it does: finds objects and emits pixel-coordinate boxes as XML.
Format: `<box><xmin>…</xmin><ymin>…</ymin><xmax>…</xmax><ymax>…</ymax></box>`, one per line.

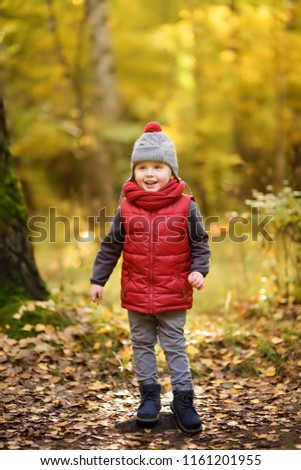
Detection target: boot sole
<box><xmin>170</xmin><ymin>404</ymin><xmax>202</xmax><ymax>434</ymax></box>
<box><xmin>136</xmin><ymin>413</ymin><xmax>160</xmax><ymax>424</ymax></box>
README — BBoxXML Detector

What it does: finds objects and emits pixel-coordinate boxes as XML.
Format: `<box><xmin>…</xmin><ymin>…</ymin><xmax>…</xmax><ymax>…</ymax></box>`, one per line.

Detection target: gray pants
<box><xmin>128</xmin><ymin>310</ymin><xmax>192</xmax><ymax>391</ymax></box>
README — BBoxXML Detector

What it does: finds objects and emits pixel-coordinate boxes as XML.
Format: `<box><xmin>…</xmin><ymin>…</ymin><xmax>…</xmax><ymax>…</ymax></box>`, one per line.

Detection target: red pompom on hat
<box><xmin>144</xmin><ymin>121</ymin><xmax>162</xmax><ymax>133</ymax></box>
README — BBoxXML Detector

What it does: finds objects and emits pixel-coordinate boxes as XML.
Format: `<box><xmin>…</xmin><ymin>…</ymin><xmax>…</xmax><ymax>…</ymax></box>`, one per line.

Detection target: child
<box><xmin>90</xmin><ymin>122</ymin><xmax>210</xmax><ymax>434</ymax></box>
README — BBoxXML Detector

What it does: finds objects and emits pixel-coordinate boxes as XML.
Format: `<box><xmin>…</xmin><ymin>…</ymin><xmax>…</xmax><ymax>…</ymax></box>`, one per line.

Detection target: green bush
<box><xmin>245</xmin><ymin>185</ymin><xmax>301</xmax><ymax>305</ymax></box>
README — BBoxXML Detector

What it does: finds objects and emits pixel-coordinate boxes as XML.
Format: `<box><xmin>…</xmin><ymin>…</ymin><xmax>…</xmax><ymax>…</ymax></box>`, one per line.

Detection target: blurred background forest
<box><xmin>2</xmin><ymin>0</ymin><xmax>301</xmax><ymax>212</ymax></box>
<box><xmin>1</xmin><ymin>0</ymin><xmax>301</xmax><ymax>320</ymax></box>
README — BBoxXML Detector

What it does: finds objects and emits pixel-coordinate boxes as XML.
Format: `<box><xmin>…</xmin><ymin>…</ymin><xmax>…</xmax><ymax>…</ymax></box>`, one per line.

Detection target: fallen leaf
<box><xmin>22</xmin><ymin>324</ymin><xmax>34</xmax><ymax>332</ymax></box>
<box><xmin>89</xmin><ymin>381</ymin><xmax>110</xmax><ymax>391</ymax></box>
<box><xmin>186</xmin><ymin>344</ymin><xmax>199</xmax><ymax>355</ymax></box>
<box><xmin>271</xmin><ymin>337</ymin><xmax>284</xmax><ymax>345</ymax></box>
<box><xmin>264</xmin><ymin>366</ymin><xmax>276</xmax><ymax>377</ymax></box>
<box><xmin>35</xmin><ymin>324</ymin><xmax>46</xmax><ymax>332</ymax></box>
<box><xmin>215</xmin><ymin>413</ymin><xmax>227</xmax><ymax>419</ymax></box>
<box><xmin>56</xmin><ymin>421</ymin><xmax>69</xmax><ymax>428</ymax></box>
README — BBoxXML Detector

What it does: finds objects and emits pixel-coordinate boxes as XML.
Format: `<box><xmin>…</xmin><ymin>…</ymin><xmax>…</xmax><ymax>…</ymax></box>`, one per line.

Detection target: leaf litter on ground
<box><xmin>0</xmin><ymin>298</ymin><xmax>301</xmax><ymax>450</ymax></box>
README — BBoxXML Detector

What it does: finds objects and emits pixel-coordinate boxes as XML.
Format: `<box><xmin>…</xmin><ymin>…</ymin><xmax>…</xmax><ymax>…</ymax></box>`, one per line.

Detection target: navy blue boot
<box><xmin>171</xmin><ymin>390</ymin><xmax>202</xmax><ymax>434</ymax></box>
<box><xmin>136</xmin><ymin>383</ymin><xmax>161</xmax><ymax>423</ymax></box>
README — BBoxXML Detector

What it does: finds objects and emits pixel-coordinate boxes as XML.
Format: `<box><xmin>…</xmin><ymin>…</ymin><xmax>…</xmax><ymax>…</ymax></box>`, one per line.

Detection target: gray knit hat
<box><xmin>131</xmin><ymin>122</ymin><xmax>180</xmax><ymax>180</ymax></box>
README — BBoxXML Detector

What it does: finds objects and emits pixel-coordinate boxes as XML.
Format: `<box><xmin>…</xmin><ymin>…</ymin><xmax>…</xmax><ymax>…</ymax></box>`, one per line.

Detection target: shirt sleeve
<box><xmin>90</xmin><ymin>208</ymin><xmax>124</xmax><ymax>286</ymax></box>
<box><xmin>188</xmin><ymin>200</ymin><xmax>211</xmax><ymax>277</ymax></box>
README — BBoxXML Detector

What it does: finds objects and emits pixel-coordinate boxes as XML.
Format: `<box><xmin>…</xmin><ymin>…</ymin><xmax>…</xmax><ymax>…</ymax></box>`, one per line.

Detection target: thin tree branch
<box><xmin>72</xmin><ymin>4</ymin><xmax>88</xmax><ymax>133</ymax></box>
<box><xmin>0</xmin><ymin>97</ymin><xmax>10</xmax><ymax>169</ymax></box>
<box><xmin>45</xmin><ymin>0</ymin><xmax>72</xmax><ymax>80</ymax></box>
<box><xmin>45</xmin><ymin>0</ymin><xmax>87</xmax><ymax>135</ymax></box>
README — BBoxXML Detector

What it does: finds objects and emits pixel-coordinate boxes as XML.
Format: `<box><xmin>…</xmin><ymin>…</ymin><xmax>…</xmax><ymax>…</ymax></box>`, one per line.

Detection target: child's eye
<box><xmin>155</xmin><ymin>165</ymin><xmax>163</xmax><ymax>169</ymax></box>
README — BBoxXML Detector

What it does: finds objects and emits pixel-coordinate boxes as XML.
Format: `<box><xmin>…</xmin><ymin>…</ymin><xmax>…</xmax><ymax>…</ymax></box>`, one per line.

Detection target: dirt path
<box><xmin>1</xmin><ymin>311</ymin><xmax>301</xmax><ymax>451</ymax></box>
<box><xmin>1</xmin><ymin>377</ymin><xmax>300</xmax><ymax>450</ymax></box>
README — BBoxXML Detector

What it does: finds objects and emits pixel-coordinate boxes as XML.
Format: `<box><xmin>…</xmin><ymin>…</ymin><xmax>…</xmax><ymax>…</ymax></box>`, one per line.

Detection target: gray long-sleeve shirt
<box><xmin>91</xmin><ymin>200</ymin><xmax>210</xmax><ymax>286</ymax></box>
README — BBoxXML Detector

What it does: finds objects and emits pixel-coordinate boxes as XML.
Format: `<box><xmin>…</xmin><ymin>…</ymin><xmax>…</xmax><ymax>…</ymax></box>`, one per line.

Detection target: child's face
<box><xmin>134</xmin><ymin>161</ymin><xmax>173</xmax><ymax>192</ymax></box>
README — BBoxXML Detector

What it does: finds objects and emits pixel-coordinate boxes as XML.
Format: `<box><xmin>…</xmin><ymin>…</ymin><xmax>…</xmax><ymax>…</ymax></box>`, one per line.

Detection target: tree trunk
<box><xmin>86</xmin><ymin>0</ymin><xmax>122</xmax><ymax>120</ymax></box>
<box><xmin>273</xmin><ymin>1</ymin><xmax>295</xmax><ymax>192</ymax></box>
<box><xmin>85</xmin><ymin>0</ymin><xmax>123</xmax><ymax>215</ymax></box>
<box><xmin>0</xmin><ymin>98</ymin><xmax>48</xmax><ymax>306</ymax></box>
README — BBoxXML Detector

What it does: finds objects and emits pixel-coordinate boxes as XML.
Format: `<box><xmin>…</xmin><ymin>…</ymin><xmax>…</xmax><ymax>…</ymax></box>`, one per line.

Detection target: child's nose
<box><xmin>145</xmin><ymin>167</ymin><xmax>154</xmax><ymax>176</ymax></box>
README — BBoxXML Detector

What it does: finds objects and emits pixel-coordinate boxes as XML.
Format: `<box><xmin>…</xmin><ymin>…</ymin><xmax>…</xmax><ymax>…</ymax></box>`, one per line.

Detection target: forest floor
<box><xmin>1</xmin><ymin>375</ymin><xmax>301</xmax><ymax>451</ymax></box>
<box><xmin>1</xmin><ymin>300</ymin><xmax>301</xmax><ymax>451</ymax></box>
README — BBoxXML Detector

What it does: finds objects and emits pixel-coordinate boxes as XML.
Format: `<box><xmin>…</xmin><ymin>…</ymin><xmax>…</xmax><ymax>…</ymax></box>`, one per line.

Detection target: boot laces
<box><xmin>141</xmin><ymin>389</ymin><xmax>158</xmax><ymax>404</ymax></box>
<box><xmin>177</xmin><ymin>393</ymin><xmax>195</xmax><ymax>410</ymax></box>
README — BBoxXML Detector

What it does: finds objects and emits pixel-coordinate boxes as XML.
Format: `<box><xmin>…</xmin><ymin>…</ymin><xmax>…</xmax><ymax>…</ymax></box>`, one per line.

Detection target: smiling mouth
<box><xmin>144</xmin><ymin>181</ymin><xmax>157</xmax><ymax>186</ymax></box>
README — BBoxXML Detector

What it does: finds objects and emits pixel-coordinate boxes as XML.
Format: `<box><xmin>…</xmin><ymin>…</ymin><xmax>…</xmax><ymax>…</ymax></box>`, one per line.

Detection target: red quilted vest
<box><xmin>120</xmin><ymin>194</ymin><xmax>193</xmax><ymax>314</ymax></box>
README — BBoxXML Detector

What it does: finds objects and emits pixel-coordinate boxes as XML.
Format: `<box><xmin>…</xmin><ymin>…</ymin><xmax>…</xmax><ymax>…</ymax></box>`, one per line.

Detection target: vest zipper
<box><xmin>149</xmin><ymin>212</ymin><xmax>154</xmax><ymax>313</ymax></box>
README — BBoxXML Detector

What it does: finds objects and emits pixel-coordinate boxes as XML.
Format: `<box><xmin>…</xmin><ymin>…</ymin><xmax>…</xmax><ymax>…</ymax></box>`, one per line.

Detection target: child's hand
<box><xmin>188</xmin><ymin>272</ymin><xmax>205</xmax><ymax>290</ymax></box>
<box><xmin>90</xmin><ymin>284</ymin><xmax>103</xmax><ymax>303</ymax></box>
